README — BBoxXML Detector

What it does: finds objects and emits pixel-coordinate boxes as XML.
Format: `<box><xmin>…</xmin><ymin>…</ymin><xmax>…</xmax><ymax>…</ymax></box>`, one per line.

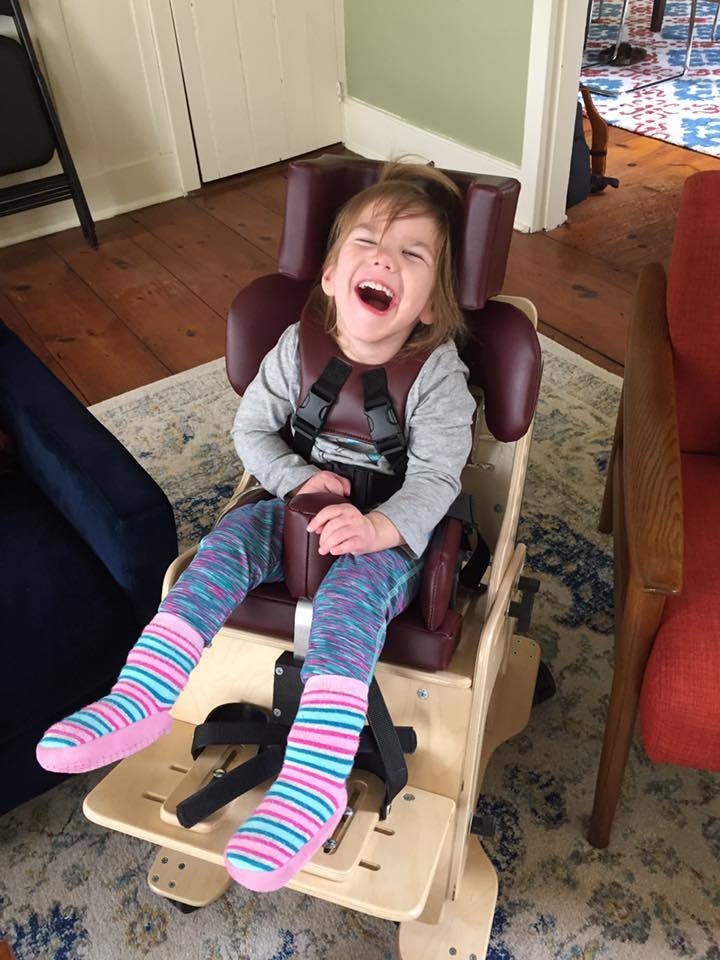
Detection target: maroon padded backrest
<box><xmin>278</xmin><ymin>154</ymin><xmax>519</xmax><ymax>311</ymax></box>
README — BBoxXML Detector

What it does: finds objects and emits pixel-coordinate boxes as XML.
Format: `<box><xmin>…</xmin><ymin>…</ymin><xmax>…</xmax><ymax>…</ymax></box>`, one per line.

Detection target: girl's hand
<box><xmin>308</xmin><ymin>505</ymin><xmax>403</xmax><ymax>556</ymax></box>
<box><xmin>293</xmin><ymin>471</ymin><xmax>351</xmax><ymax>498</ymax></box>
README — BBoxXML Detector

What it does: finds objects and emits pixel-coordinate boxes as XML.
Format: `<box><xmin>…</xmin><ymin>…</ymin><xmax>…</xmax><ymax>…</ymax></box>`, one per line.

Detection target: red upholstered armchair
<box><xmin>589</xmin><ymin>171</ymin><xmax>720</xmax><ymax>848</ymax></box>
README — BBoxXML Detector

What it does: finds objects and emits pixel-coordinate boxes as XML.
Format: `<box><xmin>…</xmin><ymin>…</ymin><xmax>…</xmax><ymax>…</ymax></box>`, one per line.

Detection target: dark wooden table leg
<box><xmin>651</xmin><ymin>0</ymin><xmax>667</xmax><ymax>32</ymax></box>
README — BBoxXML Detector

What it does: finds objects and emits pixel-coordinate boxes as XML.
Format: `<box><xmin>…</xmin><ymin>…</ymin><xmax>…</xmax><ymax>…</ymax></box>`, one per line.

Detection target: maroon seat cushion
<box><xmin>639</xmin><ymin>453</ymin><xmax>720</xmax><ymax>770</ymax></box>
<box><xmin>224</xmin><ymin>581</ymin><xmax>462</xmax><ymax>672</ymax></box>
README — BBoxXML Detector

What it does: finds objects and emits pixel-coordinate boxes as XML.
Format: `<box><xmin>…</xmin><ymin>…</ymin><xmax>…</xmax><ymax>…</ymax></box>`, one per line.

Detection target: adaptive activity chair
<box><xmin>83</xmin><ymin>156</ymin><xmax>543</xmax><ymax>960</ymax></box>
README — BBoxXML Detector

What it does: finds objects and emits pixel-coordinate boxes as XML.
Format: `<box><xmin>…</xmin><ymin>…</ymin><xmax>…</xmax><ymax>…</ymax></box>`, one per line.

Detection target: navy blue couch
<box><xmin>0</xmin><ymin>321</ymin><xmax>178</xmax><ymax>815</ymax></box>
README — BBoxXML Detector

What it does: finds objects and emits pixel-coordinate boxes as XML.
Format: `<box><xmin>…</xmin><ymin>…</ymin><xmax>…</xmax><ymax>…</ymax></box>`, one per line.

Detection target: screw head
<box><xmin>324</xmin><ymin>838</ymin><xmax>338</xmax><ymax>851</ymax></box>
<box><xmin>272</xmin><ymin>707</ymin><xmax>282</xmax><ymax>717</ymax></box>
<box><xmin>178</xmin><ymin>863</ymin><xmax>186</xmax><ymax>870</ymax></box>
<box><xmin>212</xmin><ymin>768</ymin><xmax>225</xmax><ymax>779</ymax></box>
<box><xmin>161</xmin><ymin>857</ymin><xmax>168</xmax><ymax>864</ymax></box>
<box><xmin>403</xmin><ymin>793</ymin><xmax>415</xmax><ymax>802</ymax></box>
<box><xmin>275</xmin><ymin>666</ymin><xmax>284</xmax><ymax>676</ymax></box>
<box><xmin>417</xmin><ymin>688</ymin><xmax>429</xmax><ymax>700</ymax></box>
<box><xmin>168</xmin><ymin>881</ymin><xmax>176</xmax><ymax>889</ymax></box>
<box><xmin>151</xmin><ymin>875</ymin><xmax>159</xmax><ymax>882</ymax></box>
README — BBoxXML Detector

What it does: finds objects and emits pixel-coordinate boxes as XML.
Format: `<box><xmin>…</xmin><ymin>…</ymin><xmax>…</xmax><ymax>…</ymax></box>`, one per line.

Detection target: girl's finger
<box><xmin>319</xmin><ymin>521</ymin><xmax>357</xmax><ymax>553</ymax></box>
<box><xmin>308</xmin><ymin>503</ymin><xmax>356</xmax><ymax>533</ymax></box>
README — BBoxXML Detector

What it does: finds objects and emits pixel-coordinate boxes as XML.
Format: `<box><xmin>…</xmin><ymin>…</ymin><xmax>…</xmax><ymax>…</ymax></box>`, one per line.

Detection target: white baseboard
<box><xmin>0</xmin><ymin>155</ymin><xmax>185</xmax><ymax>249</ymax></box>
<box><xmin>341</xmin><ymin>97</ymin><xmax>531</xmax><ymax>232</ymax></box>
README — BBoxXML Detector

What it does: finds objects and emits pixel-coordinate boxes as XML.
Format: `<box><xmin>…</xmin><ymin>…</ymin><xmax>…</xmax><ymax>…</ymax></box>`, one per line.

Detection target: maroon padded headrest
<box><xmin>278</xmin><ymin>155</ymin><xmax>519</xmax><ymax>311</ymax></box>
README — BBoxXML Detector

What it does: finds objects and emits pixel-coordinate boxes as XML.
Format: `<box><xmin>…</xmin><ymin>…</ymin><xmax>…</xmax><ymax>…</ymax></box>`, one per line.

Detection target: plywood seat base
<box><xmin>83</xmin><ymin>719</ymin><xmax>455</xmax><ymax>921</ymax></box>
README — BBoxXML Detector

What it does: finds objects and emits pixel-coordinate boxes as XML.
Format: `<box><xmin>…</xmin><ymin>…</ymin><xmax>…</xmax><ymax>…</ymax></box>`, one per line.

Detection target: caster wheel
<box><xmin>532</xmin><ymin>660</ymin><xmax>557</xmax><ymax>706</ymax></box>
<box><xmin>169</xmin><ymin>899</ymin><xmax>200</xmax><ymax>914</ymax></box>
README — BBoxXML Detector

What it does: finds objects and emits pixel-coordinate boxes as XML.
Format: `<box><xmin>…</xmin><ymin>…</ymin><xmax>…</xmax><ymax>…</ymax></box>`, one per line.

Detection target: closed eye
<box><xmin>354</xmin><ymin>237</ymin><xmax>376</xmax><ymax>246</ymax></box>
<box><xmin>403</xmin><ymin>249</ymin><xmax>424</xmax><ymax>261</ymax></box>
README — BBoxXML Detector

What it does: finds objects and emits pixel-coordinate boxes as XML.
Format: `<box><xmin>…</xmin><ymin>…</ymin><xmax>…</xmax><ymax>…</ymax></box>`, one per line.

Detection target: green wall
<box><xmin>344</xmin><ymin>0</ymin><xmax>532</xmax><ymax>166</ymax></box>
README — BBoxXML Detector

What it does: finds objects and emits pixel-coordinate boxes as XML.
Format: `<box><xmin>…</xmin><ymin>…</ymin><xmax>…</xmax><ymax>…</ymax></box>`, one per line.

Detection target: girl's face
<box><xmin>321</xmin><ymin>202</ymin><xmax>438</xmax><ymax>363</ymax></box>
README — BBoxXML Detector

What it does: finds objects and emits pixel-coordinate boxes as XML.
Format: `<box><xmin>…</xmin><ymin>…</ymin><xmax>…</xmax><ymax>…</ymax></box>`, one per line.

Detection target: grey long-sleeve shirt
<box><xmin>231</xmin><ymin>323</ymin><xmax>476</xmax><ymax>558</ymax></box>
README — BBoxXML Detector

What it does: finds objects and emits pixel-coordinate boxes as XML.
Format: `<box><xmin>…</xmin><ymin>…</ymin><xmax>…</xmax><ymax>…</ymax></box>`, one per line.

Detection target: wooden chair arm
<box><xmin>622</xmin><ymin>262</ymin><xmax>683</xmax><ymax>595</ymax></box>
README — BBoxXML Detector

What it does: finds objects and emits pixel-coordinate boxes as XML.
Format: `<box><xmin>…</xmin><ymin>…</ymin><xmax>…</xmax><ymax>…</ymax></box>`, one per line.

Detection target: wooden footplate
<box><xmin>84</xmin><ymin>718</ymin><xmax>455</xmax><ymax>920</ymax></box>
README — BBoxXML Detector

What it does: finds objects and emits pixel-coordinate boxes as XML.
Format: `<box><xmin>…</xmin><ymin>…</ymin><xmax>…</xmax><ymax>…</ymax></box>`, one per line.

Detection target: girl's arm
<box><xmin>372</xmin><ymin>347</ymin><xmax>476</xmax><ymax>557</ymax></box>
<box><xmin>231</xmin><ymin>323</ymin><xmax>319</xmax><ymax>498</ymax></box>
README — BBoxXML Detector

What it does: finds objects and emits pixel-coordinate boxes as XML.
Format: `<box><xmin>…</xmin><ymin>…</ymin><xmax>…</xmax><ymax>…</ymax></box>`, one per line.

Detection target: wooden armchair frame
<box><xmin>589</xmin><ymin>262</ymin><xmax>684</xmax><ymax>848</ymax></box>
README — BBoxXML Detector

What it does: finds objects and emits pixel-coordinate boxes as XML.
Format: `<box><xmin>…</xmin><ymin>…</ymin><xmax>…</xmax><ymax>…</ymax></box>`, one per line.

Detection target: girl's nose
<box><xmin>372</xmin><ymin>247</ymin><xmax>395</xmax><ymax>270</ymax></box>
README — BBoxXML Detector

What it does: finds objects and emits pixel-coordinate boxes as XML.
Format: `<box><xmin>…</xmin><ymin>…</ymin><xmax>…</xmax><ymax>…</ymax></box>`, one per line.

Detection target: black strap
<box><xmin>365</xmin><ymin>677</ymin><xmax>409</xmax><ymax>818</ymax></box>
<box><xmin>191</xmin><ymin>719</ymin><xmax>417</xmax><ymax>759</ymax></box>
<box><xmin>327</xmin><ymin>459</ymin><xmax>404</xmax><ymax>511</ymax></box>
<box><xmin>362</xmin><ymin>368</ymin><xmax>407</xmax><ymax>475</ymax></box>
<box><xmin>176</xmin><ymin>750</ymin><xmax>284</xmax><ymax>828</ymax></box>
<box><xmin>292</xmin><ymin>357</ymin><xmax>352</xmax><ymax>460</ymax></box>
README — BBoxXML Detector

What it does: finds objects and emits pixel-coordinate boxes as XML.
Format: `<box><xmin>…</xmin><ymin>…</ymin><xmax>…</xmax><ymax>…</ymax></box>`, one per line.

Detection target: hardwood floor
<box><xmin>2</xmin><ymin>129</ymin><xmax>719</xmax><ymax>402</ymax></box>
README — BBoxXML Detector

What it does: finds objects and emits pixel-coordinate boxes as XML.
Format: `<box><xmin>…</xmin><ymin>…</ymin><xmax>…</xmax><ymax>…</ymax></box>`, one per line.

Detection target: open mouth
<box><xmin>356</xmin><ymin>280</ymin><xmax>395</xmax><ymax>313</ymax></box>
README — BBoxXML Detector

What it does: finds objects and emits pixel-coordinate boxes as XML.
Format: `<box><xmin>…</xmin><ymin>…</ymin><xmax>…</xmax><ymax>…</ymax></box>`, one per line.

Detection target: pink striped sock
<box><xmin>36</xmin><ymin>612</ymin><xmax>203</xmax><ymax>774</ymax></box>
<box><xmin>224</xmin><ymin>674</ymin><xmax>368</xmax><ymax>892</ymax></box>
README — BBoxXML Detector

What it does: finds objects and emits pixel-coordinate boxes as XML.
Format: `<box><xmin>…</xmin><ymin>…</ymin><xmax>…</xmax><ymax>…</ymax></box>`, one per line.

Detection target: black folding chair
<box><xmin>0</xmin><ymin>0</ymin><xmax>96</xmax><ymax>246</ymax></box>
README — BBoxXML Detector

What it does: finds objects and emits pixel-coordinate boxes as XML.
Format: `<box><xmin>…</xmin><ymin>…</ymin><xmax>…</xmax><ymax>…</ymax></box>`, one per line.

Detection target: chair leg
<box><xmin>682</xmin><ymin>0</ymin><xmax>699</xmax><ymax>75</ymax></box>
<box><xmin>588</xmin><ymin>580</ymin><xmax>665</xmax><ymax>848</ymax></box>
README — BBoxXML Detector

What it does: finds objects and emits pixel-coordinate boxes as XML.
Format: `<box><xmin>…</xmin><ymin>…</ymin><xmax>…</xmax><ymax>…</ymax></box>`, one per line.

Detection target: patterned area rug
<box><xmin>582</xmin><ymin>0</ymin><xmax>720</xmax><ymax>156</ymax></box>
<box><xmin>1</xmin><ymin>338</ymin><xmax>718</xmax><ymax>960</ymax></box>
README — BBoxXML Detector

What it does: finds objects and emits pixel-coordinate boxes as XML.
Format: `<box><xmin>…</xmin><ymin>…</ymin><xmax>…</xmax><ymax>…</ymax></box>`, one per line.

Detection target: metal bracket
<box><xmin>508</xmin><ymin>575</ymin><xmax>540</xmax><ymax>635</ymax></box>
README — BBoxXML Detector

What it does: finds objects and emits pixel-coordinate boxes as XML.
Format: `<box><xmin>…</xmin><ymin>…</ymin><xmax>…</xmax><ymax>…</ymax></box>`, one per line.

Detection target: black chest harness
<box><xmin>291</xmin><ymin>356</ymin><xmax>408</xmax><ymax>511</ymax></box>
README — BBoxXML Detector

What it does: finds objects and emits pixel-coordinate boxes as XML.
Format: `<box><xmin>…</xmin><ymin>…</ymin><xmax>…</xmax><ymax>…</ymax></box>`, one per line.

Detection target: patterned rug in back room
<box><xmin>582</xmin><ymin>0</ymin><xmax>720</xmax><ymax>157</ymax></box>
<box><xmin>0</xmin><ymin>338</ymin><xmax>718</xmax><ymax>960</ymax></box>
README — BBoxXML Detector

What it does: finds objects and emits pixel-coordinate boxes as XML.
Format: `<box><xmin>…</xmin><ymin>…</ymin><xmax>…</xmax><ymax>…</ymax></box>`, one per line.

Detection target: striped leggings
<box><xmin>160</xmin><ymin>498</ymin><xmax>424</xmax><ymax>685</ymax></box>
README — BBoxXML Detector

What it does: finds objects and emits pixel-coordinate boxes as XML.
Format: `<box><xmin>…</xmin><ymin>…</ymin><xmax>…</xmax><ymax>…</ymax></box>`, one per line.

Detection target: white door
<box><xmin>170</xmin><ymin>0</ymin><xmax>342</xmax><ymax>183</ymax></box>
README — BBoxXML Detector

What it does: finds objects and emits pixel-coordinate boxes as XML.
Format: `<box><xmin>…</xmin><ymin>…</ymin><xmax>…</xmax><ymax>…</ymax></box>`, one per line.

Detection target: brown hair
<box><xmin>316</xmin><ymin>161</ymin><xmax>465</xmax><ymax>356</ymax></box>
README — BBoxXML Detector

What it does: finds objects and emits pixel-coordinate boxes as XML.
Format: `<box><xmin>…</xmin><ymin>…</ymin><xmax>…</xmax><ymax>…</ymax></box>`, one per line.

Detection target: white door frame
<box><xmin>520</xmin><ymin>0</ymin><xmax>588</xmax><ymax>232</ymax></box>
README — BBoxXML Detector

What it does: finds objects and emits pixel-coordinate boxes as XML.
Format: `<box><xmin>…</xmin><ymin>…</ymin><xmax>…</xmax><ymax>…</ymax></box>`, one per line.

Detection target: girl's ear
<box><xmin>418</xmin><ymin>300</ymin><xmax>434</xmax><ymax>326</ymax></box>
<box><xmin>321</xmin><ymin>263</ymin><xmax>336</xmax><ymax>297</ymax></box>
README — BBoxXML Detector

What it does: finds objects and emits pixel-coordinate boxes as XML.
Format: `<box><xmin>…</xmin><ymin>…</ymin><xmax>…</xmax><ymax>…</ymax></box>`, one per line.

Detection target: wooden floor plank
<box><xmin>504</xmin><ymin>232</ymin><xmax>635</xmax><ymax>366</ymax></box>
<box><xmin>538</xmin><ymin>321</ymin><xmax>624</xmax><ymax>379</ymax></box>
<box><xmin>124</xmin><ymin>199</ymin><xmax>275</xmax><ymax>317</ymax></box>
<box><xmin>47</xmin><ymin>225</ymin><xmax>227</xmax><ymax>374</ymax></box>
<box><xmin>0</xmin><ymin>289</ymin><xmax>87</xmax><ymax>402</ymax></box>
<box><xmin>0</xmin><ymin>239</ymin><xmax>170</xmax><ymax>404</ymax></box>
<box><xmin>190</xmin><ymin>187</ymin><xmax>285</xmax><ymax>261</ymax></box>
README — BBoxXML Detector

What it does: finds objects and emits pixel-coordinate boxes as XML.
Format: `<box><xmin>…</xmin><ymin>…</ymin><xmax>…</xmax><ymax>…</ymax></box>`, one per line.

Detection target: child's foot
<box><xmin>36</xmin><ymin>613</ymin><xmax>203</xmax><ymax>773</ymax></box>
<box><xmin>224</xmin><ymin>674</ymin><xmax>368</xmax><ymax>892</ymax></box>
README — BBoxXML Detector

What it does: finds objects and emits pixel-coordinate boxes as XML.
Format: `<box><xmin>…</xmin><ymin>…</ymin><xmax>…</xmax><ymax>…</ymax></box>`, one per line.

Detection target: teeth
<box><xmin>358</xmin><ymin>280</ymin><xmax>394</xmax><ymax>299</ymax></box>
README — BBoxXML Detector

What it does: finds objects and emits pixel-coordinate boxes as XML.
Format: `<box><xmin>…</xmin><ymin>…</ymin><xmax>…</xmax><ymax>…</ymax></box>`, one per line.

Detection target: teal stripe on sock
<box><xmin>284</xmin><ymin>747</ymin><xmax>354</xmax><ymax>779</ymax></box>
<box><xmin>118</xmin><ymin>666</ymin><xmax>178</xmax><ymax>702</ymax></box>
<box><xmin>136</xmin><ymin>636</ymin><xmax>196</xmax><ymax>673</ymax></box>
<box><xmin>269</xmin><ymin>782</ymin><xmax>335</xmax><ymax>820</ymax></box>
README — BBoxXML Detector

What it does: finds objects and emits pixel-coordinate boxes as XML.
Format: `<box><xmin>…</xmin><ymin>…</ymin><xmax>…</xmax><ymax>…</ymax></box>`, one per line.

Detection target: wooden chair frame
<box><xmin>84</xmin><ymin>295</ymin><xmax>541</xmax><ymax>960</ymax></box>
<box><xmin>589</xmin><ymin>263</ymin><xmax>683</xmax><ymax>848</ymax></box>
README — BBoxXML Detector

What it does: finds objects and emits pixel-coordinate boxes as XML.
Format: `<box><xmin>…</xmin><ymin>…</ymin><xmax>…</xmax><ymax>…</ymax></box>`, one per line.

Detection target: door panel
<box><xmin>171</xmin><ymin>0</ymin><xmax>341</xmax><ymax>183</ymax></box>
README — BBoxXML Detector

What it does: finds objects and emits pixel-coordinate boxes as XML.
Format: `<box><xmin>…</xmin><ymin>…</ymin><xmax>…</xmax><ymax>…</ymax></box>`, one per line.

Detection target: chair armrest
<box><xmin>283</xmin><ymin>492</ymin><xmax>345</xmax><ymax>598</ymax></box>
<box><xmin>0</xmin><ymin>324</ymin><xmax>178</xmax><ymax>623</ymax></box>
<box><xmin>622</xmin><ymin>263</ymin><xmax>683</xmax><ymax>594</ymax></box>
